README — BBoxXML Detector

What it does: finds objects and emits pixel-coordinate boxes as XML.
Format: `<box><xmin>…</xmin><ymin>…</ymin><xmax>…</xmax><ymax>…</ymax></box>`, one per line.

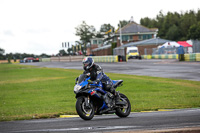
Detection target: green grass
<box><xmin>0</xmin><ymin>63</ymin><xmax>200</xmax><ymax>121</ymax></box>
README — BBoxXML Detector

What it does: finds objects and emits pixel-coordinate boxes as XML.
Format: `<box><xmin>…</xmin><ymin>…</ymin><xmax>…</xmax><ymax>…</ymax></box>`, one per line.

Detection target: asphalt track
<box><xmin>23</xmin><ymin>59</ymin><xmax>200</xmax><ymax>81</ymax></box>
<box><xmin>2</xmin><ymin>59</ymin><xmax>199</xmax><ymax>132</ymax></box>
<box><xmin>0</xmin><ymin>108</ymin><xmax>200</xmax><ymax>133</ymax></box>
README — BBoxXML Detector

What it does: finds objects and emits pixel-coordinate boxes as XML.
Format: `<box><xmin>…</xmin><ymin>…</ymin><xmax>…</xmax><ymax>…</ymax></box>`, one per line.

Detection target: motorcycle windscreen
<box><xmin>78</xmin><ymin>74</ymin><xmax>87</xmax><ymax>83</ymax></box>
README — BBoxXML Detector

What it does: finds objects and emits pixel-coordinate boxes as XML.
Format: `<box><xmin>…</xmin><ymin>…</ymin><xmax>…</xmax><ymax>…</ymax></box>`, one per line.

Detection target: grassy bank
<box><xmin>0</xmin><ymin>63</ymin><xmax>200</xmax><ymax>121</ymax></box>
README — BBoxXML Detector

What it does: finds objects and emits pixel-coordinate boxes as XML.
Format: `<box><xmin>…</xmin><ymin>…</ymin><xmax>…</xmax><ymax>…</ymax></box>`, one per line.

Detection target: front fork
<box><xmin>84</xmin><ymin>96</ymin><xmax>90</xmax><ymax>108</ymax></box>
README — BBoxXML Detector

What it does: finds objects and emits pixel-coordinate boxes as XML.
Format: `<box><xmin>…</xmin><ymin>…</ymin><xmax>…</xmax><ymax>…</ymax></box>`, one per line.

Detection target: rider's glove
<box><xmin>93</xmin><ymin>80</ymin><xmax>99</xmax><ymax>84</ymax></box>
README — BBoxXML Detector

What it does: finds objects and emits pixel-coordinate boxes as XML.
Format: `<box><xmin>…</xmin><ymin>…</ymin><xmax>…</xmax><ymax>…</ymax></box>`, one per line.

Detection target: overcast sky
<box><xmin>0</xmin><ymin>0</ymin><xmax>199</xmax><ymax>55</ymax></box>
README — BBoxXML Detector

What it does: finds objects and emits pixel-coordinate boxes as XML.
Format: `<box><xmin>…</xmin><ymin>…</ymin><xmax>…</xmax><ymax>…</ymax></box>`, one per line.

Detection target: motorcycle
<box><xmin>74</xmin><ymin>73</ymin><xmax>131</xmax><ymax>120</ymax></box>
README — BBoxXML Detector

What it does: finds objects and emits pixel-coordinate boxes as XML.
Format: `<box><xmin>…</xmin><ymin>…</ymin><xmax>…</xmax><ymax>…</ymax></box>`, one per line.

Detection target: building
<box><xmin>114</xmin><ymin>38</ymin><xmax>171</xmax><ymax>55</ymax></box>
<box><xmin>87</xmin><ymin>38</ymin><xmax>104</xmax><ymax>55</ymax></box>
<box><xmin>88</xmin><ymin>22</ymin><xmax>158</xmax><ymax>56</ymax></box>
<box><xmin>114</xmin><ymin>22</ymin><xmax>158</xmax><ymax>47</ymax></box>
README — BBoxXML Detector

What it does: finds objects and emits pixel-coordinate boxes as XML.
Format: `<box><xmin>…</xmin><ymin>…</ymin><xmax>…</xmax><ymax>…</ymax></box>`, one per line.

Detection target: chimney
<box><xmin>130</xmin><ymin>16</ymin><xmax>134</xmax><ymax>23</ymax></box>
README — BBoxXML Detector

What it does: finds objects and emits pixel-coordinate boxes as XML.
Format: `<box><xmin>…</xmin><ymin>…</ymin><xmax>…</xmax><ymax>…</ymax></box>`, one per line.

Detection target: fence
<box><xmin>151</xmin><ymin>47</ymin><xmax>189</xmax><ymax>55</ymax></box>
<box><xmin>192</xmin><ymin>40</ymin><xmax>200</xmax><ymax>53</ymax></box>
<box><xmin>113</xmin><ymin>48</ymin><xmax>125</xmax><ymax>56</ymax></box>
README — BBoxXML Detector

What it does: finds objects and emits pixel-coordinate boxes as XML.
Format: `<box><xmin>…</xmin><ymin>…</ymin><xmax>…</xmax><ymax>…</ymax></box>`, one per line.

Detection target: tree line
<box><xmin>140</xmin><ymin>9</ymin><xmax>200</xmax><ymax>41</ymax></box>
<box><xmin>0</xmin><ymin>48</ymin><xmax>50</xmax><ymax>60</ymax></box>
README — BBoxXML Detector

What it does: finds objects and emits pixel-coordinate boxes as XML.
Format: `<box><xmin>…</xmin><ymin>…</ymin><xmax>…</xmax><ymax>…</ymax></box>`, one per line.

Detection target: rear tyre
<box><xmin>76</xmin><ymin>96</ymin><xmax>94</xmax><ymax>120</ymax></box>
<box><xmin>115</xmin><ymin>93</ymin><xmax>131</xmax><ymax>117</ymax></box>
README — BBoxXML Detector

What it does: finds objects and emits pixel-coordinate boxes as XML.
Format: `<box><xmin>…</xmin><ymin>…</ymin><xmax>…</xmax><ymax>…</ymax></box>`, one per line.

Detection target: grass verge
<box><xmin>0</xmin><ymin>63</ymin><xmax>200</xmax><ymax>121</ymax></box>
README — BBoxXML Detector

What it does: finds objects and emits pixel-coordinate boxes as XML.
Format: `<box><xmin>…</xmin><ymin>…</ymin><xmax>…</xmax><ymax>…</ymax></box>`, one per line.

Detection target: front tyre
<box><xmin>115</xmin><ymin>93</ymin><xmax>131</xmax><ymax>117</ymax></box>
<box><xmin>76</xmin><ymin>96</ymin><xmax>94</xmax><ymax>120</ymax></box>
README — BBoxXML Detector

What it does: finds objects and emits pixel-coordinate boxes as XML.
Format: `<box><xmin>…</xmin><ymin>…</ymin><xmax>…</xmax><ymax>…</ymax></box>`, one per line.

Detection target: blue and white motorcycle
<box><xmin>74</xmin><ymin>73</ymin><xmax>131</xmax><ymax>120</ymax></box>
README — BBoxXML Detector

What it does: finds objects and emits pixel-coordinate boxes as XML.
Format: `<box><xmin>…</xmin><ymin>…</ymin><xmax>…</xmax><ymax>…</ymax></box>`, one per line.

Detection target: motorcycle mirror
<box><xmin>75</xmin><ymin>77</ymin><xmax>78</xmax><ymax>84</ymax></box>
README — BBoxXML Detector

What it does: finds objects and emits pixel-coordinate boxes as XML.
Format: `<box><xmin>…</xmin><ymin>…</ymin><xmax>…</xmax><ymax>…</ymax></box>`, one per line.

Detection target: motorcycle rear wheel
<box><xmin>76</xmin><ymin>96</ymin><xmax>95</xmax><ymax>120</ymax></box>
<box><xmin>115</xmin><ymin>93</ymin><xmax>131</xmax><ymax>117</ymax></box>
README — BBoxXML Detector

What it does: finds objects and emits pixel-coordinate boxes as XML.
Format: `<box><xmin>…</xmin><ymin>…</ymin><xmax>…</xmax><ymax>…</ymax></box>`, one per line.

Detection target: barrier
<box><xmin>145</xmin><ymin>54</ymin><xmax>178</xmax><ymax>59</ymax></box>
<box><xmin>184</xmin><ymin>53</ymin><xmax>197</xmax><ymax>61</ymax></box>
<box><xmin>196</xmin><ymin>53</ymin><xmax>200</xmax><ymax>61</ymax></box>
<box><xmin>167</xmin><ymin>54</ymin><xmax>178</xmax><ymax>59</ymax></box>
<box><xmin>190</xmin><ymin>53</ymin><xmax>196</xmax><ymax>61</ymax></box>
<box><xmin>142</xmin><ymin>55</ymin><xmax>152</xmax><ymax>59</ymax></box>
<box><xmin>152</xmin><ymin>54</ymin><xmax>178</xmax><ymax>59</ymax></box>
<box><xmin>40</xmin><ymin>58</ymin><xmax>51</xmax><ymax>62</ymax></box>
<box><xmin>50</xmin><ymin>56</ymin><xmax>84</xmax><ymax>62</ymax></box>
<box><xmin>49</xmin><ymin>56</ymin><xmax>118</xmax><ymax>63</ymax></box>
<box><xmin>46</xmin><ymin>54</ymin><xmax>200</xmax><ymax>62</ymax></box>
<box><xmin>143</xmin><ymin>53</ymin><xmax>200</xmax><ymax>61</ymax></box>
<box><xmin>88</xmin><ymin>56</ymin><xmax>118</xmax><ymax>62</ymax></box>
<box><xmin>184</xmin><ymin>54</ymin><xmax>190</xmax><ymax>61</ymax></box>
<box><xmin>0</xmin><ymin>59</ymin><xmax>20</xmax><ymax>63</ymax></box>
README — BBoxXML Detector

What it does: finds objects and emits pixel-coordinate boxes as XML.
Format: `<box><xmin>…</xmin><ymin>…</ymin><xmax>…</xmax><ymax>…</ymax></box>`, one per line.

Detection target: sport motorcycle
<box><xmin>74</xmin><ymin>73</ymin><xmax>131</xmax><ymax>120</ymax></box>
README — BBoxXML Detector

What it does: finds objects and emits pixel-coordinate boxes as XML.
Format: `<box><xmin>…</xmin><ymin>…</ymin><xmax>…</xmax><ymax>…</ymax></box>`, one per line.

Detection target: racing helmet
<box><xmin>82</xmin><ymin>57</ymin><xmax>94</xmax><ymax>70</ymax></box>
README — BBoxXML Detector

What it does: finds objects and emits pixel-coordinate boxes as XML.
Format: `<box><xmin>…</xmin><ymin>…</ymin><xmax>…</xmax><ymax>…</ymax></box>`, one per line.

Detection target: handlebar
<box><xmin>88</xmin><ymin>81</ymin><xmax>94</xmax><ymax>84</ymax></box>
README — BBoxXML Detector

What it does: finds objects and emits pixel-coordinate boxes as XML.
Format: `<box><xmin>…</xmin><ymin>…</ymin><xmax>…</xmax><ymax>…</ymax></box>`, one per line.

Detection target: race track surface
<box><xmin>22</xmin><ymin>59</ymin><xmax>200</xmax><ymax>81</ymax></box>
<box><xmin>0</xmin><ymin>108</ymin><xmax>200</xmax><ymax>133</ymax></box>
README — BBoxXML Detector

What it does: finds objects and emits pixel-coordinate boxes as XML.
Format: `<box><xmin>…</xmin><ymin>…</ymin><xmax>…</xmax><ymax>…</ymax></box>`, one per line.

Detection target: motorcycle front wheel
<box><xmin>115</xmin><ymin>93</ymin><xmax>131</xmax><ymax>117</ymax></box>
<box><xmin>76</xmin><ymin>96</ymin><xmax>95</xmax><ymax>120</ymax></box>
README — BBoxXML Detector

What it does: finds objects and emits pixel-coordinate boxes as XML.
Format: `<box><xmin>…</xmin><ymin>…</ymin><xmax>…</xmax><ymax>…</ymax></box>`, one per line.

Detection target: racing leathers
<box><xmin>83</xmin><ymin>63</ymin><xmax>124</xmax><ymax>105</ymax></box>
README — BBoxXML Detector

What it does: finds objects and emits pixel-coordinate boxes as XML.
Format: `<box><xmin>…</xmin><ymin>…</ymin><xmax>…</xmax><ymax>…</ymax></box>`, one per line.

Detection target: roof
<box><xmin>161</xmin><ymin>41</ymin><xmax>181</xmax><ymax>48</ymax></box>
<box><xmin>116</xmin><ymin>22</ymin><xmax>157</xmax><ymax>35</ymax></box>
<box><xmin>177</xmin><ymin>41</ymin><xmax>192</xmax><ymax>47</ymax></box>
<box><xmin>115</xmin><ymin>38</ymin><xmax>171</xmax><ymax>49</ymax></box>
<box><xmin>92</xmin><ymin>44</ymin><xmax>111</xmax><ymax>52</ymax></box>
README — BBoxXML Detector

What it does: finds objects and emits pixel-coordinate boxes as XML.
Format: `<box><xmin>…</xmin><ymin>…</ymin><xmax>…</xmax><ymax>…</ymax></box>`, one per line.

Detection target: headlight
<box><xmin>74</xmin><ymin>84</ymin><xmax>82</xmax><ymax>93</ymax></box>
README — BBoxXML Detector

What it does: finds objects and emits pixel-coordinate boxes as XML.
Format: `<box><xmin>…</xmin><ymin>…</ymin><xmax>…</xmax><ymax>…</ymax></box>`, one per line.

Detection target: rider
<box><xmin>82</xmin><ymin>57</ymin><xmax>124</xmax><ymax>105</ymax></box>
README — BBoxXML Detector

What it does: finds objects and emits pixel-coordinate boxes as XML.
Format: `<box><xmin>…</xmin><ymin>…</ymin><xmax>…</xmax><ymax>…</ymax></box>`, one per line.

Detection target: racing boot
<box><xmin>115</xmin><ymin>91</ymin><xmax>125</xmax><ymax>105</ymax></box>
<box><xmin>110</xmin><ymin>87</ymin><xmax>125</xmax><ymax>105</ymax></box>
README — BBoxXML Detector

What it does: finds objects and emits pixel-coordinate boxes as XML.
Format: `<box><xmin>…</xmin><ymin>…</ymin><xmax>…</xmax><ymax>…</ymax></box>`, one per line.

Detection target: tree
<box><xmin>100</xmin><ymin>23</ymin><xmax>115</xmax><ymax>38</ymax></box>
<box><xmin>75</xmin><ymin>21</ymin><xmax>96</xmax><ymax>44</ymax></box>
<box><xmin>59</xmin><ymin>49</ymin><xmax>67</xmax><ymax>56</ymax></box>
<box><xmin>0</xmin><ymin>48</ymin><xmax>5</xmax><ymax>60</ymax></box>
<box><xmin>140</xmin><ymin>9</ymin><xmax>200</xmax><ymax>41</ymax></box>
<box><xmin>0</xmin><ymin>48</ymin><xmax>5</xmax><ymax>55</ymax></box>
<box><xmin>95</xmin><ymin>31</ymin><xmax>104</xmax><ymax>38</ymax></box>
<box><xmin>180</xmin><ymin>10</ymin><xmax>197</xmax><ymax>40</ymax></box>
<box><xmin>188</xmin><ymin>22</ymin><xmax>200</xmax><ymax>40</ymax></box>
<box><xmin>67</xmin><ymin>48</ymin><xmax>73</xmax><ymax>55</ymax></box>
<box><xmin>111</xmin><ymin>42</ymin><xmax>117</xmax><ymax>55</ymax></box>
<box><xmin>156</xmin><ymin>10</ymin><xmax>165</xmax><ymax>38</ymax></box>
<box><xmin>118</xmin><ymin>20</ymin><xmax>129</xmax><ymax>28</ymax></box>
<box><xmin>140</xmin><ymin>17</ymin><xmax>157</xmax><ymax>28</ymax></box>
<box><xmin>166</xmin><ymin>24</ymin><xmax>180</xmax><ymax>41</ymax></box>
<box><xmin>197</xmin><ymin>9</ymin><xmax>200</xmax><ymax>21</ymax></box>
<box><xmin>39</xmin><ymin>53</ymin><xmax>50</xmax><ymax>58</ymax></box>
<box><xmin>100</xmin><ymin>23</ymin><xmax>115</xmax><ymax>32</ymax></box>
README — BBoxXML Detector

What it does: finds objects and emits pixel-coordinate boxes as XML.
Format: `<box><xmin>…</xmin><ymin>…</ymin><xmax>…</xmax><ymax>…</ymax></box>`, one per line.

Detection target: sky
<box><xmin>0</xmin><ymin>0</ymin><xmax>200</xmax><ymax>55</ymax></box>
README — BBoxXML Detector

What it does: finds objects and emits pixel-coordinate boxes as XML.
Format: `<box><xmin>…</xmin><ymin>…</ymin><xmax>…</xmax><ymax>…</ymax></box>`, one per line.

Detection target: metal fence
<box><xmin>151</xmin><ymin>47</ymin><xmax>178</xmax><ymax>55</ymax></box>
<box><xmin>144</xmin><ymin>40</ymin><xmax>200</xmax><ymax>55</ymax></box>
<box><xmin>192</xmin><ymin>40</ymin><xmax>200</xmax><ymax>53</ymax></box>
<box><xmin>113</xmin><ymin>48</ymin><xmax>125</xmax><ymax>56</ymax></box>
